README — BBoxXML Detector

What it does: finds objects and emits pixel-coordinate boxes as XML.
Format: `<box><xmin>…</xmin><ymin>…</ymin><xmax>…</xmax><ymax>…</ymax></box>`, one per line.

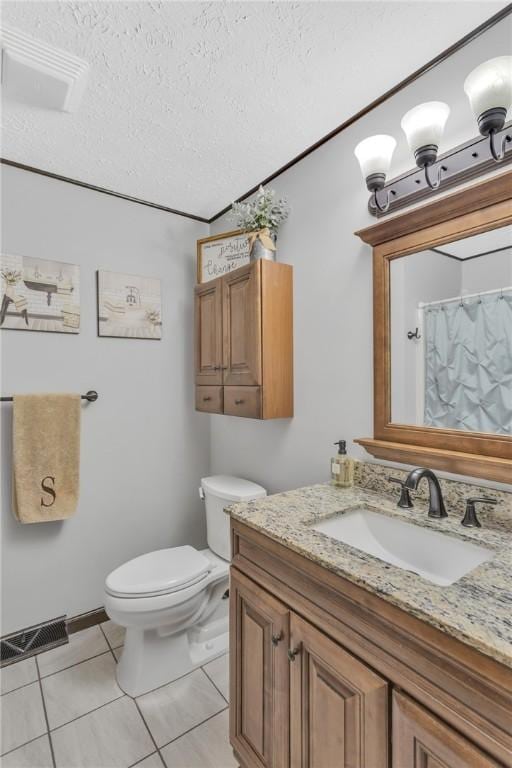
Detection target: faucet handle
<box><xmin>461</xmin><ymin>497</ymin><xmax>497</xmax><ymax>528</ymax></box>
<box><xmin>388</xmin><ymin>477</ymin><xmax>414</xmax><ymax>509</ymax></box>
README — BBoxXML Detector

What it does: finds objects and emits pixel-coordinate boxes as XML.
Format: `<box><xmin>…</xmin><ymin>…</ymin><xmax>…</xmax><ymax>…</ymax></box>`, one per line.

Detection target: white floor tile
<box><xmin>1</xmin><ymin>658</ymin><xmax>38</xmax><ymax>695</ymax></box>
<box><xmin>133</xmin><ymin>753</ymin><xmax>165</xmax><ymax>768</ymax></box>
<box><xmin>38</xmin><ymin>626</ymin><xmax>110</xmax><ymax>677</ymax></box>
<box><xmin>203</xmin><ymin>653</ymin><xmax>229</xmax><ymax>702</ymax></box>
<box><xmin>42</xmin><ymin>652</ymin><xmax>122</xmax><ymax>729</ymax></box>
<box><xmin>0</xmin><ymin>735</ymin><xmax>53</xmax><ymax>768</ymax></box>
<box><xmin>137</xmin><ymin>669</ymin><xmax>226</xmax><ymax>748</ymax></box>
<box><xmin>51</xmin><ymin>696</ymin><xmax>154</xmax><ymax>768</ymax></box>
<box><xmin>160</xmin><ymin>710</ymin><xmax>237</xmax><ymax>768</ymax></box>
<box><xmin>0</xmin><ymin>683</ymin><xmax>47</xmax><ymax>755</ymax></box>
<box><xmin>101</xmin><ymin>620</ymin><xmax>125</xmax><ymax>649</ymax></box>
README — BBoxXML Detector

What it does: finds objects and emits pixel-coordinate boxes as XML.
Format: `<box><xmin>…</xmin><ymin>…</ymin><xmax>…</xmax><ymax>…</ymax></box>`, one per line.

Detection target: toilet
<box><xmin>104</xmin><ymin>475</ymin><xmax>266</xmax><ymax>697</ymax></box>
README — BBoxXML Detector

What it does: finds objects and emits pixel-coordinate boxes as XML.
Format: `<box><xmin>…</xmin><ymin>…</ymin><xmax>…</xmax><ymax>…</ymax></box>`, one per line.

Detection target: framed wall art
<box><xmin>0</xmin><ymin>254</ymin><xmax>80</xmax><ymax>333</ymax></box>
<box><xmin>97</xmin><ymin>270</ymin><xmax>162</xmax><ymax>340</ymax></box>
<box><xmin>197</xmin><ymin>230</ymin><xmax>250</xmax><ymax>283</ymax></box>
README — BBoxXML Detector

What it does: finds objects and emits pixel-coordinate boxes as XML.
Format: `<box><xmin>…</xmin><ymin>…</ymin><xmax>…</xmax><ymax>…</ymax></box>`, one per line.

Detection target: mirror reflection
<box><xmin>391</xmin><ymin>224</ymin><xmax>512</xmax><ymax>435</ymax></box>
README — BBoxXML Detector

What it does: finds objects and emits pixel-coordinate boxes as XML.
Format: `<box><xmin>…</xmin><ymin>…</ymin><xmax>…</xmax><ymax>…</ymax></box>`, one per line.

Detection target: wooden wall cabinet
<box><xmin>230</xmin><ymin>520</ymin><xmax>512</xmax><ymax>768</ymax></box>
<box><xmin>195</xmin><ymin>261</ymin><xmax>293</xmax><ymax>419</ymax></box>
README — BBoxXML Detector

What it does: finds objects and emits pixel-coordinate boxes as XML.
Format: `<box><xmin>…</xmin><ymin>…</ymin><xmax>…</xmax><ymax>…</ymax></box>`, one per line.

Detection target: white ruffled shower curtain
<box><xmin>424</xmin><ymin>289</ymin><xmax>512</xmax><ymax>434</ymax></box>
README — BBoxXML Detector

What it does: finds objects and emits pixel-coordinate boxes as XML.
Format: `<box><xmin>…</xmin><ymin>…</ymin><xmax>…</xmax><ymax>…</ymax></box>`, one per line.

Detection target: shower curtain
<box><xmin>424</xmin><ymin>290</ymin><xmax>512</xmax><ymax>434</ymax></box>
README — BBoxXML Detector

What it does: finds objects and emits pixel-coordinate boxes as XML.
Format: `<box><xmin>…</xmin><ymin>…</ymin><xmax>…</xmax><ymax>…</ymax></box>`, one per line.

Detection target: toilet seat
<box><xmin>105</xmin><ymin>545</ymin><xmax>212</xmax><ymax>599</ymax></box>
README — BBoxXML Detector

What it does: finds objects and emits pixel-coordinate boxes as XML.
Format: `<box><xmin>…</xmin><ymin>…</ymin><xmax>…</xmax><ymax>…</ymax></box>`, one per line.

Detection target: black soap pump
<box><xmin>331</xmin><ymin>440</ymin><xmax>355</xmax><ymax>488</ymax></box>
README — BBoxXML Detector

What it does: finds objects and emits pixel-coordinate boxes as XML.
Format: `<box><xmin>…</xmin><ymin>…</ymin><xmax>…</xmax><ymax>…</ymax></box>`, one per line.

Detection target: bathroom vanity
<box><xmin>228</xmin><ymin>481</ymin><xmax>512</xmax><ymax>768</ymax></box>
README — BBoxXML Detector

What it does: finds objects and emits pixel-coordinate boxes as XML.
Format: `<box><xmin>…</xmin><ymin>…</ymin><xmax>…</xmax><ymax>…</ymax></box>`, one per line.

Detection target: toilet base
<box><xmin>115</xmin><ymin>606</ymin><xmax>229</xmax><ymax>697</ymax></box>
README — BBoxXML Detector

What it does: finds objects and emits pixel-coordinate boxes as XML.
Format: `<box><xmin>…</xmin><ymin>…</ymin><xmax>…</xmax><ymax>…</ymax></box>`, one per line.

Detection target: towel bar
<box><xmin>0</xmin><ymin>390</ymin><xmax>98</xmax><ymax>402</ymax></box>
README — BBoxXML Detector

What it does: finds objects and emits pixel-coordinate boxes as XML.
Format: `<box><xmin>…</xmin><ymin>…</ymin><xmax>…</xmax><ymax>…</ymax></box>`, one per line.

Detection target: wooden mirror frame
<box><xmin>354</xmin><ymin>171</ymin><xmax>512</xmax><ymax>483</ymax></box>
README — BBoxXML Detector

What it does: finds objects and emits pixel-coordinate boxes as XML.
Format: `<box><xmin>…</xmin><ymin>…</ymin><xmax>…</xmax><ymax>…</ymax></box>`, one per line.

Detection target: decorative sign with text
<box><xmin>197</xmin><ymin>230</ymin><xmax>250</xmax><ymax>283</ymax></box>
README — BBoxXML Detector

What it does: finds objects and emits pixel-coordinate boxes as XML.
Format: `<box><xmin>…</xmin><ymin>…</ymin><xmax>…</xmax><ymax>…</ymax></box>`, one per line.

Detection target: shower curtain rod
<box><xmin>0</xmin><ymin>390</ymin><xmax>98</xmax><ymax>403</ymax></box>
<box><xmin>419</xmin><ymin>285</ymin><xmax>512</xmax><ymax>309</ymax></box>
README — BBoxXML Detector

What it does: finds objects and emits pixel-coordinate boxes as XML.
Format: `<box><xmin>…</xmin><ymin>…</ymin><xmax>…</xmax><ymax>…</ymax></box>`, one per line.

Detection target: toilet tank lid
<box><xmin>201</xmin><ymin>475</ymin><xmax>267</xmax><ymax>502</ymax></box>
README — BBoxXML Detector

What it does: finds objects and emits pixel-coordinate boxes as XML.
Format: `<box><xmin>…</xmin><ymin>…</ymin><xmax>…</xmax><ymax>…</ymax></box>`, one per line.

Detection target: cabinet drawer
<box><xmin>224</xmin><ymin>387</ymin><xmax>261</xmax><ymax>419</ymax></box>
<box><xmin>195</xmin><ymin>386</ymin><xmax>223</xmax><ymax>414</ymax></box>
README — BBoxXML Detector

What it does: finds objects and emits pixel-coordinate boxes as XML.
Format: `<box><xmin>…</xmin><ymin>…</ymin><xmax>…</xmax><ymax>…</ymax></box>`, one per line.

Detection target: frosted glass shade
<box><xmin>464</xmin><ymin>56</ymin><xmax>512</xmax><ymax>120</ymax></box>
<box><xmin>401</xmin><ymin>101</ymin><xmax>450</xmax><ymax>154</ymax></box>
<box><xmin>354</xmin><ymin>134</ymin><xmax>396</xmax><ymax>180</ymax></box>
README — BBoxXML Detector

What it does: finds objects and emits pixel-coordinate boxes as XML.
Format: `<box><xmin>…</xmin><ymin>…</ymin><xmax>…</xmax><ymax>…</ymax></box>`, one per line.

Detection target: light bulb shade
<box><xmin>464</xmin><ymin>56</ymin><xmax>512</xmax><ymax>133</ymax></box>
<box><xmin>354</xmin><ymin>134</ymin><xmax>396</xmax><ymax>184</ymax></box>
<box><xmin>401</xmin><ymin>102</ymin><xmax>450</xmax><ymax>159</ymax></box>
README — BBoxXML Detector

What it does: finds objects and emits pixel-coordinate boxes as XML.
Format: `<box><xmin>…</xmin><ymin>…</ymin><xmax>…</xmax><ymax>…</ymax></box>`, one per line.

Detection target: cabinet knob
<box><xmin>271</xmin><ymin>631</ymin><xmax>283</xmax><ymax>647</ymax></box>
<box><xmin>235</xmin><ymin>399</ymin><xmax>245</xmax><ymax>405</ymax></box>
<box><xmin>288</xmin><ymin>644</ymin><xmax>302</xmax><ymax>662</ymax></box>
<box><xmin>213</xmin><ymin>365</ymin><xmax>221</xmax><ymax>371</ymax></box>
<box><xmin>203</xmin><ymin>396</ymin><xmax>212</xmax><ymax>402</ymax></box>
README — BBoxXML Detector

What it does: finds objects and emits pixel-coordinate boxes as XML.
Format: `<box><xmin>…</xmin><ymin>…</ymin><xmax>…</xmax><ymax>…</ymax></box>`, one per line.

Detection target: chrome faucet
<box><xmin>404</xmin><ymin>468</ymin><xmax>447</xmax><ymax>519</ymax></box>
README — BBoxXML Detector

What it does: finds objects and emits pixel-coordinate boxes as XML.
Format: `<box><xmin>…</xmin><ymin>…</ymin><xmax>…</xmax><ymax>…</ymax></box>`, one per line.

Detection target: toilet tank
<box><xmin>200</xmin><ymin>475</ymin><xmax>267</xmax><ymax>561</ymax></box>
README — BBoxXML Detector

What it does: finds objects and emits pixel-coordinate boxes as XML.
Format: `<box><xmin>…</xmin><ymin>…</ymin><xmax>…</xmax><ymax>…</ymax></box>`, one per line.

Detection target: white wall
<box><xmin>390</xmin><ymin>252</ymin><xmax>461</xmax><ymax>425</ymax></box>
<box><xmin>209</xmin><ymin>17</ymin><xmax>512</xmax><ymax>495</ymax></box>
<box><xmin>461</xmin><ymin>248</ymin><xmax>512</xmax><ymax>294</ymax></box>
<box><xmin>0</xmin><ymin>165</ymin><xmax>210</xmax><ymax>634</ymax></box>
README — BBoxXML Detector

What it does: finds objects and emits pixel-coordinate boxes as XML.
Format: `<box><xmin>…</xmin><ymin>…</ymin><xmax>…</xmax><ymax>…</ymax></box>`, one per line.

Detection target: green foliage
<box><xmin>230</xmin><ymin>186</ymin><xmax>289</xmax><ymax>232</ymax></box>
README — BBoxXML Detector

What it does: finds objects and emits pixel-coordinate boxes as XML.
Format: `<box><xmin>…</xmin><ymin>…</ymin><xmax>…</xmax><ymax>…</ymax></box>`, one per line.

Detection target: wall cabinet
<box><xmin>195</xmin><ymin>261</ymin><xmax>293</xmax><ymax>419</ymax></box>
<box><xmin>230</xmin><ymin>520</ymin><xmax>512</xmax><ymax>768</ymax></box>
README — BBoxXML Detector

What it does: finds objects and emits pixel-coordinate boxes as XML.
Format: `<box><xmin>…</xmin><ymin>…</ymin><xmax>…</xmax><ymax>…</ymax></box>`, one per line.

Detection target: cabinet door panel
<box><xmin>230</xmin><ymin>568</ymin><xmax>289</xmax><ymax>768</ymax></box>
<box><xmin>289</xmin><ymin>614</ymin><xmax>388</xmax><ymax>768</ymax></box>
<box><xmin>223</xmin><ymin>263</ymin><xmax>262</xmax><ymax>386</ymax></box>
<box><xmin>195</xmin><ymin>279</ymin><xmax>222</xmax><ymax>385</ymax></box>
<box><xmin>392</xmin><ymin>692</ymin><xmax>501</xmax><ymax>768</ymax></box>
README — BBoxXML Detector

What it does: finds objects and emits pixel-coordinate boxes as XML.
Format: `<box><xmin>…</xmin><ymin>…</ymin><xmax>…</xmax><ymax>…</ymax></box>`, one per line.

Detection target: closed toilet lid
<box><xmin>105</xmin><ymin>546</ymin><xmax>211</xmax><ymax>598</ymax></box>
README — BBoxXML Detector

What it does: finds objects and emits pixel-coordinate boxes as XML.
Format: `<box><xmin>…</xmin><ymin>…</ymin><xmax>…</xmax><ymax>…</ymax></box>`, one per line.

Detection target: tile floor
<box><xmin>1</xmin><ymin>621</ymin><xmax>236</xmax><ymax>768</ymax></box>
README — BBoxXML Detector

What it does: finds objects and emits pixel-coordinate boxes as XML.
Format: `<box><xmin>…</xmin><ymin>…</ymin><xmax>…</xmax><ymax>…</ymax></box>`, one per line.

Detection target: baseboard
<box><xmin>67</xmin><ymin>607</ymin><xmax>108</xmax><ymax>634</ymax></box>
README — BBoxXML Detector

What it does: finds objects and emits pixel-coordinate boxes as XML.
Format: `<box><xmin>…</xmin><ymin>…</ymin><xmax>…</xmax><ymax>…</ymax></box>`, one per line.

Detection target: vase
<box><xmin>249</xmin><ymin>230</ymin><xmax>277</xmax><ymax>262</ymax></box>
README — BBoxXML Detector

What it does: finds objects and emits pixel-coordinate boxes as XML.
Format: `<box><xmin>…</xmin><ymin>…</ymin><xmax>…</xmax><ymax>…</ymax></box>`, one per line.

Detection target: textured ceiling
<box><xmin>1</xmin><ymin>1</ymin><xmax>507</xmax><ymax>218</ymax></box>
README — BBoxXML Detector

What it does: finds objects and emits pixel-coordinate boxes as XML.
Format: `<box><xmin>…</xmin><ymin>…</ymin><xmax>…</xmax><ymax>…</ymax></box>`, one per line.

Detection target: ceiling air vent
<box><xmin>0</xmin><ymin>26</ymin><xmax>89</xmax><ymax>112</ymax></box>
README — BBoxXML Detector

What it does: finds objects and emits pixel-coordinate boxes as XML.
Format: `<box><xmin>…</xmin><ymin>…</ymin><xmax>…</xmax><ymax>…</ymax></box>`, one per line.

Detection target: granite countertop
<box><xmin>228</xmin><ymin>483</ymin><xmax>512</xmax><ymax>667</ymax></box>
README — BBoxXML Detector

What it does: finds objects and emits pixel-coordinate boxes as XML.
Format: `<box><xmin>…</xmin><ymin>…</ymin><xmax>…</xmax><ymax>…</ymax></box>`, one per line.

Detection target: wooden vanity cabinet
<box><xmin>230</xmin><ymin>570</ymin><xmax>388</xmax><ymax>768</ymax></box>
<box><xmin>230</xmin><ymin>520</ymin><xmax>512</xmax><ymax>768</ymax></box>
<box><xmin>392</xmin><ymin>692</ymin><xmax>502</xmax><ymax>768</ymax></box>
<box><xmin>194</xmin><ymin>261</ymin><xmax>293</xmax><ymax>419</ymax></box>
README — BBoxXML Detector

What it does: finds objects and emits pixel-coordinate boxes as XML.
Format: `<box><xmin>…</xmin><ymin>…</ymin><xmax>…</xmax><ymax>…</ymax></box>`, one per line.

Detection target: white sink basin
<box><xmin>311</xmin><ymin>508</ymin><xmax>493</xmax><ymax>586</ymax></box>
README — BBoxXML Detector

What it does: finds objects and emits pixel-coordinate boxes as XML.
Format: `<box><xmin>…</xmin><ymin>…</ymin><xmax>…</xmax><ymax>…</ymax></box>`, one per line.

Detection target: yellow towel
<box><xmin>12</xmin><ymin>394</ymin><xmax>81</xmax><ymax>523</ymax></box>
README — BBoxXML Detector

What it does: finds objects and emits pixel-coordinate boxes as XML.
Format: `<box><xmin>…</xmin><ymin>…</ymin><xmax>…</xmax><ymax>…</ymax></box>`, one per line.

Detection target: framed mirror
<box><xmin>355</xmin><ymin>171</ymin><xmax>512</xmax><ymax>483</ymax></box>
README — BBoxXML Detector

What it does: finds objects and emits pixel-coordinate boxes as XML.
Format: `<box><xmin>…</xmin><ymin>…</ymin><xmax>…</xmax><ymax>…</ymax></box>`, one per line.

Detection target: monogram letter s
<box><xmin>41</xmin><ymin>476</ymin><xmax>56</xmax><ymax>507</ymax></box>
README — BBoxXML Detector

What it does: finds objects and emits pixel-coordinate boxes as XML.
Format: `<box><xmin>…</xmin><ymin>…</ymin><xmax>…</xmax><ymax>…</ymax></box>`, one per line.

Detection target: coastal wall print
<box><xmin>0</xmin><ymin>254</ymin><xmax>80</xmax><ymax>333</ymax></box>
<box><xmin>197</xmin><ymin>230</ymin><xmax>250</xmax><ymax>283</ymax></box>
<box><xmin>97</xmin><ymin>270</ymin><xmax>162</xmax><ymax>339</ymax></box>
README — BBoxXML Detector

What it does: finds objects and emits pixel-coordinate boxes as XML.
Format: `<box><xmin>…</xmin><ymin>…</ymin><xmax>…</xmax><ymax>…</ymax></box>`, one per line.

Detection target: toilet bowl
<box><xmin>104</xmin><ymin>476</ymin><xmax>266</xmax><ymax>697</ymax></box>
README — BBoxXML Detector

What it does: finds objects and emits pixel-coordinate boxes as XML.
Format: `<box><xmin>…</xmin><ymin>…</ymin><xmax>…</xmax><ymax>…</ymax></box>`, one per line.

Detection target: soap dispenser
<box><xmin>331</xmin><ymin>440</ymin><xmax>354</xmax><ymax>488</ymax></box>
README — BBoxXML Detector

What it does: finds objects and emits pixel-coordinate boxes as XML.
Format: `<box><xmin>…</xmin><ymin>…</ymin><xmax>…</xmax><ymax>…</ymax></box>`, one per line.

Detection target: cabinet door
<box><xmin>230</xmin><ymin>569</ymin><xmax>289</xmax><ymax>768</ymax></box>
<box><xmin>392</xmin><ymin>692</ymin><xmax>501</xmax><ymax>768</ymax></box>
<box><xmin>195</xmin><ymin>278</ymin><xmax>223</xmax><ymax>385</ymax></box>
<box><xmin>223</xmin><ymin>263</ymin><xmax>262</xmax><ymax>386</ymax></box>
<box><xmin>289</xmin><ymin>614</ymin><xmax>388</xmax><ymax>768</ymax></box>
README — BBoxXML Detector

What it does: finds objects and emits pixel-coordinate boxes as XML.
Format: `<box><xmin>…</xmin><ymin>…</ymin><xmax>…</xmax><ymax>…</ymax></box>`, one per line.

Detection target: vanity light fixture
<box><xmin>354</xmin><ymin>135</ymin><xmax>397</xmax><ymax>212</ymax></box>
<box><xmin>355</xmin><ymin>56</ymin><xmax>512</xmax><ymax>217</ymax></box>
<box><xmin>401</xmin><ymin>101</ymin><xmax>450</xmax><ymax>189</ymax></box>
<box><xmin>464</xmin><ymin>56</ymin><xmax>512</xmax><ymax>161</ymax></box>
